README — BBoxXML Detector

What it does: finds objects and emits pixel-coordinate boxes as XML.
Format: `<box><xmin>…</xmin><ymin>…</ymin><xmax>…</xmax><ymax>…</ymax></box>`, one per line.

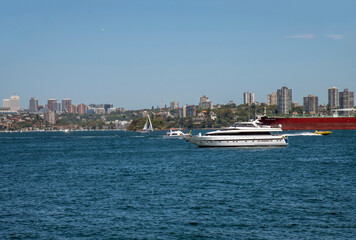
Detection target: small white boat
<box><xmin>184</xmin><ymin>120</ymin><xmax>288</xmax><ymax>147</ymax></box>
<box><xmin>137</xmin><ymin>115</ymin><xmax>153</xmax><ymax>134</ymax></box>
<box><xmin>163</xmin><ymin>128</ymin><xmax>191</xmax><ymax>139</ymax></box>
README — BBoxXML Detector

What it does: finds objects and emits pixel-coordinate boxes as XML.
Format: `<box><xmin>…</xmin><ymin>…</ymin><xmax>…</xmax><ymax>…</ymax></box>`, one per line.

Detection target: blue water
<box><xmin>0</xmin><ymin>130</ymin><xmax>355</xmax><ymax>239</ymax></box>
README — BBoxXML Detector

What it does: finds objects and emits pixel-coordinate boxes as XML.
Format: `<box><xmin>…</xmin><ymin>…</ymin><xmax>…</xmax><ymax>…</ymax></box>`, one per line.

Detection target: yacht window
<box><xmin>207</xmin><ymin>132</ymin><xmax>271</xmax><ymax>136</ymax></box>
<box><xmin>233</xmin><ymin>123</ymin><xmax>256</xmax><ymax>127</ymax></box>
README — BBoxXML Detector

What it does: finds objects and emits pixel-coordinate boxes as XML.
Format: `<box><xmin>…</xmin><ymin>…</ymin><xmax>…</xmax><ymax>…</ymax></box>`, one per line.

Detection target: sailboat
<box><xmin>137</xmin><ymin>115</ymin><xmax>153</xmax><ymax>134</ymax></box>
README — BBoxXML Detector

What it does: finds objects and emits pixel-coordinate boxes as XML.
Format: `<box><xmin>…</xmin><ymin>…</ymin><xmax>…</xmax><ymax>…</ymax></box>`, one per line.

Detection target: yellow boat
<box><xmin>314</xmin><ymin>130</ymin><xmax>332</xmax><ymax>135</ymax></box>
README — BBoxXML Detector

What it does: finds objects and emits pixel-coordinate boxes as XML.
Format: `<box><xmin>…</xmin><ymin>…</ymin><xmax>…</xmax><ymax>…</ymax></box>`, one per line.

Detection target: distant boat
<box><xmin>163</xmin><ymin>128</ymin><xmax>191</xmax><ymax>139</ymax></box>
<box><xmin>137</xmin><ymin>115</ymin><xmax>153</xmax><ymax>134</ymax></box>
<box><xmin>314</xmin><ymin>130</ymin><xmax>332</xmax><ymax>136</ymax></box>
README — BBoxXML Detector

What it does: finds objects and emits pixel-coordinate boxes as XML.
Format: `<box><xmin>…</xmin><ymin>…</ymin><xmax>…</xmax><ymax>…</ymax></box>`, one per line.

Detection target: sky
<box><xmin>1</xmin><ymin>0</ymin><xmax>355</xmax><ymax>109</ymax></box>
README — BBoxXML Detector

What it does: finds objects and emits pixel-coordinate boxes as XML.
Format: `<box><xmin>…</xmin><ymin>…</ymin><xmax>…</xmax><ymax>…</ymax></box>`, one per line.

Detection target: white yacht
<box><xmin>163</xmin><ymin>128</ymin><xmax>191</xmax><ymax>139</ymax></box>
<box><xmin>137</xmin><ymin>115</ymin><xmax>153</xmax><ymax>134</ymax></box>
<box><xmin>184</xmin><ymin>120</ymin><xmax>288</xmax><ymax>147</ymax></box>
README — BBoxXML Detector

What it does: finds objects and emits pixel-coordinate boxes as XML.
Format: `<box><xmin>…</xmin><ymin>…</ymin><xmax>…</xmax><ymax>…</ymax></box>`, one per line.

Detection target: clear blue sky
<box><xmin>1</xmin><ymin>0</ymin><xmax>355</xmax><ymax>109</ymax></box>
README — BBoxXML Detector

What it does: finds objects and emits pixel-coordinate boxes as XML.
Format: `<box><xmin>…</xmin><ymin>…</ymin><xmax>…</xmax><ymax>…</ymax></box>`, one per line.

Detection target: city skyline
<box><xmin>2</xmin><ymin>86</ymin><xmax>354</xmax><ymax>113</ymax></box>
<box><xmin>1</xmin><ymin>1</ymin><xmax>356</xmax><ymax>109</ymax></box>
<box><xmin>1</xmin><ymin>85</ymin><xmax>354</xmax><ymax>114</ymax></box>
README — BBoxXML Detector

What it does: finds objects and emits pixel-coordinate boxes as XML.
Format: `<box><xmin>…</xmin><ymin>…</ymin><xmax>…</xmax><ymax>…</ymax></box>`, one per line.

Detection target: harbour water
<box><xmin>0</xmin><ymin>130</ymin><xmax>355</xmax><ymax>239</ymax></box>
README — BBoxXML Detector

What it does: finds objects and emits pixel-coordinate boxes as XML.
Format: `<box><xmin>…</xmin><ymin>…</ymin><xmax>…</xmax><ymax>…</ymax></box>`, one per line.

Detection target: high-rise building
<box><xmin>10</xmin><ymin>95</ymin><xmax>20</xmax><ymax>111</ymax></box>
<box><xmin>303</xmin><ymin>95</ymin><xmax>318</xmax><ymax>115</ymax></box>
<box><xmin>104</xmin><ymin>104</ymin><xmax>113</xmax><ymax>113</ymax></box>
<box><xmin>199</xmin><ymin>95</ymin><xmax>209</xmax><ymax>106</ymax></box>
<box><xmin>186</xmin><ymin>105</ymin><xmax>196</xmax><ymax>117</ymax></box>
<box><xmin>267</xmin><ymin>92</ymin><xmax>277</xmax><ymax>105</ymax></box>
<box><xmin>277</xmin><ymin>86</ymin><xmax>292</xmax><ymax>114</ymax></box>
<box><xmin>29</xmin><ymin>97</ymin><xmax>38</xmax><ymax>113</ymax></box>
<box><xmin>62</xmin><ymin>98</ymin><xmax>72</xmax><ymax>112</ymax></box>
<box><xmin>201</xmin><ymin>101</ymin><xmax>213</xmax><ymax>109</ymax></box>
<box><xmin>47</xmin><ymin>99</ymin><xmax>57</xmax><ymax>112</ymax></box>
<box><xmin>170</xmin><ymin>101</ymin><xmax>179</xmax><ymax>110</ymax></box>
<box><xmin>328</xmin><ymin>86</ymin><xmax>338</xmax><ymax>109</ymax></box>
<box><xmin>179</xmin><ymin>105</ymin><xmax>196</xmax><ymax>118</ymax></box>
<box><xmin>44</xmin><ymin>111</ymin><xmax>56</xmax><ymax>124</ymax></box>
<box><xmin>199</xmin><ymin>95</ymin><xmax>213</xmax><ymax>109</ymax></box>
<box><xmin>339</xmin><ymin>88</ymin><xmax>354</xmax><ymax>115</ymax></box>
<box><xmin>52</xmin><ymin>100</ymin><xmax>61</xmax><ymax>113</ymax></box>
<box><xmin>77</xmin><ymin>103</ymin><xmax>88</xmax><ymax>115</ymax></box>
<box><xmin>69</xmin><ymin>104</ymin><xmax>77</xmax><ymax>114</ymax></box>
<box><xmin>179</xmin><ymin>106</ymin><xmax>186</xmax><ymax>118</ymax></box>
<box><xmin>3</xmin><ymin>99</ymin><xmax>10</xmax><ymax>108</ymax></box>
<box><xmin>243</xmin><ymin>92</ymin><xmax>255</xmax><ymax>105</ymax></box>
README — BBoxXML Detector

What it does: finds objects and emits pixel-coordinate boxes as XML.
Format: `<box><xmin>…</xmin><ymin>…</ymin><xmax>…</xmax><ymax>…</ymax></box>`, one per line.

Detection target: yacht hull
<box><xmin>185</xmin><ymin>135</ymin><xmax>288</xmax><ymax>148</ymax></box>
<box><xmin>163</xmin><ymin>135</ymin><xmax>185</xmax><ymax>139</ymax></box>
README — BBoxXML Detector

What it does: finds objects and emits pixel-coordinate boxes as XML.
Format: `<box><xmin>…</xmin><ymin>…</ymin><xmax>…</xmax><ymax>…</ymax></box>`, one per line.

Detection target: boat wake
<box><xmin>283</xmin><ymin>132</ymin><xmax>319</xmax><ymax>137</ymax></box>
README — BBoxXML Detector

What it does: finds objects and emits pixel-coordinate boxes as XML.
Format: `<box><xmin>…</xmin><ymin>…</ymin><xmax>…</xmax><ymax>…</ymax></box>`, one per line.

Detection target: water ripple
<box><xmin>0</xmin><ymin>130</ymin><xmax>355</xmax><ymax>239</ymax></box>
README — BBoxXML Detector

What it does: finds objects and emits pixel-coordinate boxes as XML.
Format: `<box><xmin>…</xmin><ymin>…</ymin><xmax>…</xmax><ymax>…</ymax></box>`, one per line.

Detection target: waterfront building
<box><xmin>52</xmin><ymin>100</ymin><xmax>61</xmax><ymax>113</ymax></box>
<box><xmin>303</xmin><ymin>95</ymin><xmax>319</xmax><ymax>115</ymax></box>
<box><xmin>29</xmin><ymin>97</ymin><xmax>38</xmax><ymax>113</ymax></box>
<box><xmin>77</xmin><ymin>103</ymin><xmax>88</xmax><ymax>115</ymax></box>
<box><xmin>277</xmin><ymin>86</ymin><xmax>292</xmax><ymax>114</ymax></box>
<box><xmin>339</xmin><ymin>88</ymin><xmax>354</xmax><ymax>115</ymax></box>
<box><xmin>10</xmin><ymin>95</ymin><xmax>20</xmax><ymax>112</ymax></box>
<box><xmin>47</xmin><ymin>99</ymin><xmax>57</xmax><ymax>112</ymax></box>
<box><xmin>267</xmin><ymin>92</ymin><xmax>277</xmax><ymax>105</ymax></box>
<box><xmin>243</xmin><ymin>92</ymin><xmax>255</xmax><ymax>105</ymax></box>
<box><xmin>3</xmin><ymin>99</ymin><xmax>10</xmax><ymax>108</ymax></box>
<box><xmin>328</xmin><ymin>86</ymin><xmax>338</xmax><ymax>109</ymax></box>
<box><xmin>62</xmin><ymin>98</ymin><xmax>72</xmax><ymax>112</ymax></box>
<box><xmin>170</xmin><ymin>101</ymin><xmax>179</xmax><ymax>110</ymax></box>
<box><xmin>44</xmin><ymin>111</ymin><xmax>56</xmax><ymax>124</ymax></box>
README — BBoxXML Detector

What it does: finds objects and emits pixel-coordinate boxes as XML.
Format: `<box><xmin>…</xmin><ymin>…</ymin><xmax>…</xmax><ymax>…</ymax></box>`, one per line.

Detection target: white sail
<box><xmin>137</xmin><ymin>114</ymin><xmax>153</xmax><ymax>134</ymax></box>
<box><xmin>147</xmin><ymin>115</ymin><xmax>153</xmax><ymax>131</ymax></box>
<box><xmin>143</xmin><ymin>119</ymin><xmax>148</xmax><ymax>130</ymax></box>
